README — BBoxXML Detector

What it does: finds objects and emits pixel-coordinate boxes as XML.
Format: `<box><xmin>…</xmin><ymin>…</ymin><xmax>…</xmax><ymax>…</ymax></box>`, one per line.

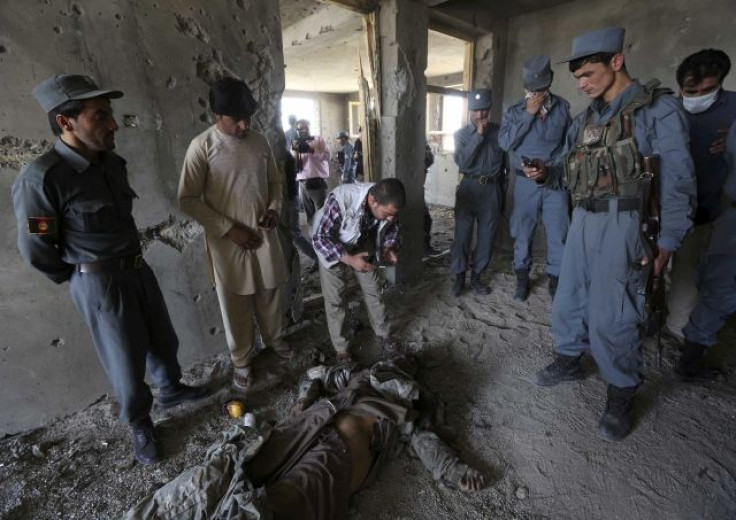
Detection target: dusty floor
<box><xmin>1</xmin><ymin>206</ymin><xmax>735</xmax><ymax>520</ymax></box>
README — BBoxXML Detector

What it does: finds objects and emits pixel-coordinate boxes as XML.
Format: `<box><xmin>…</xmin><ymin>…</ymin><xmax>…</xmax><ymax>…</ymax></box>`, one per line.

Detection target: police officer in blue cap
<box><xmin>676</xmin><ymin>121</ymin><xmax>736</xmax><ymax>380</ymax></box>
<box><xmin>12</xmin><ymin>74</ymin><xmax>213</xmax><ymax>464</ymax></box>
<box><xmin>499</xmin><ymin>55</ymin><xmax>572</xmax><ymax>301</ymax></box>
<box><xmin>529</xmin><ymin>28</ymin><xmax>696</xmax><ymax>441</ymax></box>
<box><xmin>450</xmin><ymin>88</ymin><xmax>505</xmax><ymax>296</ymax></box>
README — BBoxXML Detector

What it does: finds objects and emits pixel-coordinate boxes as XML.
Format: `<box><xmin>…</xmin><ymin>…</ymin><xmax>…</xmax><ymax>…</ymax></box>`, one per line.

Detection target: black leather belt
<box><xmin>577</xmin><ymin>198</ymin><xmax>639</xmax><ymax>213</ymax></box>
<box><xmin>76</xmin><ymin>254</ymin><xmax>144</xmax><ymax>273</ymax></box>
<box><xmin>460</xmin><ymin>173</ymin><xmax>495</xmax><ymax>185</ymax></box>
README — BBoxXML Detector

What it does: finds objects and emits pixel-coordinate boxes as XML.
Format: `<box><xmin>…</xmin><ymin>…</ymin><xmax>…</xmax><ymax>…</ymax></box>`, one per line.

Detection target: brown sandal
<box><xmin>272</xmin><ymin>342</ymin><xmax>295</xmax><ymax>359</ymax></box>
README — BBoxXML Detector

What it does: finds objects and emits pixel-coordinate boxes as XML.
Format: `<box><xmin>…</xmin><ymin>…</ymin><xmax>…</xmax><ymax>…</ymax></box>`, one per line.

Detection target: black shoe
<box><xmin>674</xmin><ymin>341</ymin><xmax>722</xmax><ymax>381</ymax></box>
<box><xmin>514</xmin><ymin>269</ymin><xmax>530</xmax><ymax>301</ymax></box>
<box><xmin>548</xmin><ymin>275</ymin><xmax>559</xmax><ymax>299</ymax></box>
<box><xmin>424</xmin><ymin>243</ymin><xmax>442</xmax><ymax>257</ymax></box>
<box><xmin>131</xmin><ymin>417</ymin><xmax>161</xmax><ymax>465</ymax></box>
<box><xmin>534</xmin><ymin>354</ymin><xmax>584</xmax><ymax>387</ymax></box>
<box><xmin>158</xmin><ymin>382</ymin><xmax>216</xmax><ymax>409</ymax></box>
<box><xmin>452</xmin><ymin>273</ymin><xmax>465</xmax><ymax>297</ymax></box>
<box><xmin>597</xmin><ymin>385</ymin><xmax>636</xmax><ymax>442</ymax></box>
<box><xmin>470</xmin><ymin>272</ymin><xmax>490</xmax><ymax>295</ymax></box>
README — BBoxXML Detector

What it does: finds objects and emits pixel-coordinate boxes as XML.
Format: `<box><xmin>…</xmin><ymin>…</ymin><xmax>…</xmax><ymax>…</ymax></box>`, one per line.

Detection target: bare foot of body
<box><xmin>459</xmin><ymin>467</ymin><xmax>486</xmax><ymax>492</ymax></box>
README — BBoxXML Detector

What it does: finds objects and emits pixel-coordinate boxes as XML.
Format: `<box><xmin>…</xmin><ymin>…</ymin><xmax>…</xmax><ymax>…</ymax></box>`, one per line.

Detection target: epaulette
<box><xmin>626</xmin><ymin>79</ymin><xmax>674</xmax><ymax>111</ymax></box>
<box><xmin>19</xmin><ymin>149</ymin><xmax>63</xmax><ymax>184</ymax></box>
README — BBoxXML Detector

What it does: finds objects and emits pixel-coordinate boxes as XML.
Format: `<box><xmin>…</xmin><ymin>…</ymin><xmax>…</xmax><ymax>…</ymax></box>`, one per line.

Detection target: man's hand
<box><xmin>475</xmin><ymin>114</ymin><xmax>491</xmax><ymax>135</ymax></box>
<box><xmin>341</xmin><ymin>252</ymin><xmax>376</xmax><ymax>273</ymax></box>
<box><xmin>382</xmin><ymin>247</ymin><xmax>399</xmax><ymax>266</ymax></box>
<box><xmin>640</xmin><ymin>248</ymin><xmax>672</xmax><ymax>277</ymax></box>
<box><xmin>526</xmin><ymin>91</ymin><xmax>549</xmax><ymax>116</ymax></box>
<box><xmin>710</xmin><ymin>128</ymin><xmax>729</xmax><ymax>155</ymax></box>
<box><xmin>522</xmin><ymin>161</ymin><xmax>547</xmax><ymax>182</ymax></box>
<box><xmin>225</xmin><ymin>223</ymin><xmax>263</xmax><ymax>249</ymax></box>
<box><xmin>257</xmin><ymin>209</ymin><xmax>279</xmax><ymax>230</ymax></box>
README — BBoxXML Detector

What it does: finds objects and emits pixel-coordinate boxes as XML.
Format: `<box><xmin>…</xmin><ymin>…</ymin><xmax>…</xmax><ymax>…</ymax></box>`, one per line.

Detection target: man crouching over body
<box><xmin>312</xmin><ymin>179</ymin><xmax>405</xmax><ymax>364</ymax></box>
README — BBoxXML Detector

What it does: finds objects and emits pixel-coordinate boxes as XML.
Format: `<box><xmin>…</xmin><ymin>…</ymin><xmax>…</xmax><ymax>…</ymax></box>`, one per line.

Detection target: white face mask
<box><xmin>682</xmin><ymin>89</ymin><xmax>719</xmax><ymax>114</ymax></box>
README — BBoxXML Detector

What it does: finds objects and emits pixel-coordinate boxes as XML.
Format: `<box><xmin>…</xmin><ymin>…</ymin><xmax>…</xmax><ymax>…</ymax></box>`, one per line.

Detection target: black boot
<box><xmin>158</xmin><ymin>382</ymin><xmax>216</xmax><ymax>409</ymax></box>
<box><xmin>470</xmin><ymin>272</ymin><xmax>490</xmax><ymax>295</ymax></box>
<box><xmin>534</xmin><ymin>354</ymin><xmax>584</xmax><ymax>387</ymax></box>
<box><xmin>597</xmin><ymin>385</ymin><xmax>636</xmax><ymax>442</ymax></box>
<box><xmin>424</xmin><ymin>242</ymin><xmax>441</xmax><ymax>257</ymax></box>
<box><xmin>548</xmin><ymin>275</ymin><xmax>559</xmax><ymax>298</ymax></box>
<box><xmin>131</xmin><ymin>416</ymin><xmax>161</xmax><ymax>465</ymax></box>
<box><xmin>674</xmin><ymin>341</ymin><xmax>721</xmax><ymax>381</ymax></box>
<box><xmin>452</xmin><ymin>272</ymin><xmax>465</xmax><ymax>297</ymax></box>
<box><xmin>513</xmin><ymin>269</ymin><xmax>530</xmax><ymax>301</ymax></box>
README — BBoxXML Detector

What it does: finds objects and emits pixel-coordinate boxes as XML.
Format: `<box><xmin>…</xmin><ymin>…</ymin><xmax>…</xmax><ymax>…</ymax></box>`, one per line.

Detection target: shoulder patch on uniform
<box><xmin>27</xmin><ymin>217</ymin><xmax>57</xmax><ymax>235</ymax></box>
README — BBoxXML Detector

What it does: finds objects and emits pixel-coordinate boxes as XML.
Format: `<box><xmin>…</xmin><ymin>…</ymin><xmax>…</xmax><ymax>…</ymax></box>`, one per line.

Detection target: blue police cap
<box><xmin>468</xmin><ymin>88</ymin><xmax>492</xmax><ymax>110</ymax></box>
<box><xmin>522</xmin><ymin>55</ymin><xmax>553</xmax><ymax>91</ymax></box>
<box><xmin>32</xmin><ymin>74</ymin><xmax>123</xmax><ymax>113</ymax></box>
<box><xmin>559</xmin><ymin>27</ymin><xmax>625</xmax><ymax>63</ymax></box>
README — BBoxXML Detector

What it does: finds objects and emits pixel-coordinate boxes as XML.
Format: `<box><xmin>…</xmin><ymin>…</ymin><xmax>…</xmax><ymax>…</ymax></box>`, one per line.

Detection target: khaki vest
<box><xmin>564</xmin><ymin>80</ymin><xmax>671</xmax><ymax>204</ymax></box>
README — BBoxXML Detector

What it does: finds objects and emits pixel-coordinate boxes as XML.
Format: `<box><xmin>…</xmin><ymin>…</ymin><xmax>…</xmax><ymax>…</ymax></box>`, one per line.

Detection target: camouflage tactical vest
<box><xmin>564</xmin><ymin>80</ymin><xmax>671</xmax><ymax>204</ymax></box>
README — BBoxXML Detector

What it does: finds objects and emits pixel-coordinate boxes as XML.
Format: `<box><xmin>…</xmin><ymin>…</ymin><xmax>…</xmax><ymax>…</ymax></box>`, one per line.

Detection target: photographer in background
<box><xmin>336</xmin><ymin>130</ymin><xmax>355</xmax><ymax>183</ymax></box>
<box><xmin>293</xmin><ymin>119</ymin><xmax>330</xmax><ymax>226</ymax></box>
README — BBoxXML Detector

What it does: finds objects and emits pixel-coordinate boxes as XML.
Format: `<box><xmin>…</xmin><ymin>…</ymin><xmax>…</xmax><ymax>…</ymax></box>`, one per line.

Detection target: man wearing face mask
<box><xmin>450</xmin><ymin>88</ymin><xmax>506</xmax><ymax>297</ymax></box>
<box><xmin>665</xmin><ymin>50</ymin><xmax>736</xmax><ymax>343</ymax></box>
<box><xmin>499</xmin><ymin>55</ymin><xmax>572</xmax><ymax>302</ymax></box>
<box><xmin>178</xmin><ymin>77</ymin><xmax>293</xmax><ymax>392</ymax></box>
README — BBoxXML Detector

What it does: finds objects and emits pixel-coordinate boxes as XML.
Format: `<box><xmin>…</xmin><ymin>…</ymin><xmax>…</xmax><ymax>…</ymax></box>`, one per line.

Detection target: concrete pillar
<box><xmin>378</xmin><ymin>0</ymin><xmax>428</xmax><ymax>283</ymax></box>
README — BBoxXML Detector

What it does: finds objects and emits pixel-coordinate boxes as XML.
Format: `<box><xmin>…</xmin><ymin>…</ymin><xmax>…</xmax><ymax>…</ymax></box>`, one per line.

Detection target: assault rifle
<box><xmin>638</xmin><ymin>155</ymin><xmax>666</xmax><ymax>365</ymax></box>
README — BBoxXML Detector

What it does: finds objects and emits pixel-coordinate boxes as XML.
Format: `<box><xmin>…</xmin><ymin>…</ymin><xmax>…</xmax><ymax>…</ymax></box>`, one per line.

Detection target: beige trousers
<box><xmin>215</xmin><ymin>284</ymin><xmax>286</xmax><ymax>368</ymax></box>
<box><xmin>665</xmin><ymin>223</ymin><xmax>713</xmax><ymax>340</ymax></box>
<box><xmin>319</xmin><ymin>262</ymin><xmax>391</xmax><ymax>353</ymax></box>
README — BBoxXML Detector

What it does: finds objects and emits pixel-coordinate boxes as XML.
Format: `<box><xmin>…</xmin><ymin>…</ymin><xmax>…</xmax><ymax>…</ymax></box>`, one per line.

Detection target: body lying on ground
<box><xmin>125</xmin><ymin>355</ymin><xmax>485</xmax><ymax>520</ymax></box>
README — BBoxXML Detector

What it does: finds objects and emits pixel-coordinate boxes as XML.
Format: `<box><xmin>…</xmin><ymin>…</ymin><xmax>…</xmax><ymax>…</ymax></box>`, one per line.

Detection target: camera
<box><xmin>292</xmin><ymin>136</ymin><xmax>314</xmax><ymax>153</ymax></box>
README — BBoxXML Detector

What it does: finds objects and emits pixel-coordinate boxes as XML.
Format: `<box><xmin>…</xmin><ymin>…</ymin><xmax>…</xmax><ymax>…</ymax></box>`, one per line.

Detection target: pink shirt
<box><xmin>295</xmin><ymin>135</ymin><xmax>331</xmax><ymax>180</ymax></box>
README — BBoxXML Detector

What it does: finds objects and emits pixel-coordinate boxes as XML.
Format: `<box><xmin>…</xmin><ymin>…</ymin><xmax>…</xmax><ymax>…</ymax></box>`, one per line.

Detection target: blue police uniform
<box><xmin>551</xmin><ymin>80</ymin><xmax>696</xmax><ymax>387</ymax></box>
<box><xmin>682</xmin><ymin>121</ymin><xmax>736</xmax><ymax>347</ymax></box>
<box><xmin>12</xmin><ymin>139</ymin><xmax>182</xmax><ymax>425</ymax></box>
<box><xmin>452</xmin><ymin>116</ymin><xmax>505</xmax><ymax>282</ymax></box>
<box><xmin>499</xmin><ymin>93</ymin><xmax>571</xmax><ymax>279</ymax></box>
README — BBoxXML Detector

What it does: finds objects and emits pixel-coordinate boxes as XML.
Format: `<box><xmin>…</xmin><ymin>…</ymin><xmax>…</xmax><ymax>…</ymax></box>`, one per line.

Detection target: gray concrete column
<box><xmin>378</xmin><ymin>0</ymin><xmax>428</xmax><ymax>283</ymax></box>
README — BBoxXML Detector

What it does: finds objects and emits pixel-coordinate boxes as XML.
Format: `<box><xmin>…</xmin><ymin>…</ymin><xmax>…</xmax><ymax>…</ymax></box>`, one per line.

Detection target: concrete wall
<box><xmin>425</xmin><ymin>152</ymin><xmax>458</xmax><ymax>206</ymax></box>
<box><xmin>380</xmin><ymin>0</ymin><xmax>429</xmax><ymax>282</ymax></box>
<box><xmin>0</xmin><ymin>0</ymin><xmax>285</xmax><ymax>436</ymax></box>
<box><xmin>502</xmin><ymin>0</ymin><xmax>736</xmax><ymax>114</ymax></box>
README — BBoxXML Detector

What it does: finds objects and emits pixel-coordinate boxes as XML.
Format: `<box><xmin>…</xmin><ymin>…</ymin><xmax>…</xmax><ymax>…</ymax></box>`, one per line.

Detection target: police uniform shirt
<box><xmin>559</xmin><ymin>80</ymin><xmax>696</xmax><ymax>253</ymax></box>
<box><xmin>498</xmin><ymin>94</ymin><xmax>572</xmax><ymax>172</ymax></box>
<box><xmin>453</xmin><ymin>123</ymin><xmax>504</xmax><ymax>177</ymax></box>
<box><xmin>12</xmin><ymin>139</ymin><xmax>141</xmax><ymax>284</ymax></box>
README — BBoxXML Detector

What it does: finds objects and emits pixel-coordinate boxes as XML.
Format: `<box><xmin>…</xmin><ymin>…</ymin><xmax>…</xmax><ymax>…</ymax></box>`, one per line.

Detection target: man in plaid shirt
<box><xmin>312</xmin><ymin>179</ymin><xmax>405</xmax><ymax>363</ymax></box>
